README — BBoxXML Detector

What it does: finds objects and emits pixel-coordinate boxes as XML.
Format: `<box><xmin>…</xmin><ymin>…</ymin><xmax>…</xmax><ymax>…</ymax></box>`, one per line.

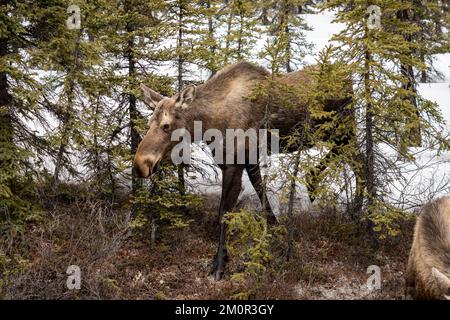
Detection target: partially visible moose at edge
<box><xmin>406</xmin><ymin>196</ymin><xmax>450</xmax><ymax>299</ymax></box>
<box><xmin>134</xmin><ymin>61</ymin><xmax>356</xmax><ymax>280</ymax></box>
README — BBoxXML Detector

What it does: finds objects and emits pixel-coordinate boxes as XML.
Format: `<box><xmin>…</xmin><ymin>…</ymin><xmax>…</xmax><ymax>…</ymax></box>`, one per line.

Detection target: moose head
<box><xmin>134</xmin><ymin>84</ymin><xmax>196</xmax><ymax>178</ymax></box>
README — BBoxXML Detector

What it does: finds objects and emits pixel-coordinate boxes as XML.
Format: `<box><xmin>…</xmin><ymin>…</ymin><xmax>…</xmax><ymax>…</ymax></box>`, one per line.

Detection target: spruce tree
<box><xmin>258</xmin><ymin>0</ymin><xmax>312</xmax><ymax>73</ymax></box>
<box><xmin>0</xmin><ymin>0</ymin><xmax>68</xmax><ymax>234</ymax></box>
<box><xmin>323</xmin><ymin>0</ymin><xmax>449</xmax><ymax>236</ymax></box>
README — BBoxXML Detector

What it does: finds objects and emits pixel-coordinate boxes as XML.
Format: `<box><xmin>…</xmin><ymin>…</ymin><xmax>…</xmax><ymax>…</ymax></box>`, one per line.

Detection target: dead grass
<box><xmin>0</xmin><ymin>199</ymin><xmax>415</xmax><ymax>300</ymax></box>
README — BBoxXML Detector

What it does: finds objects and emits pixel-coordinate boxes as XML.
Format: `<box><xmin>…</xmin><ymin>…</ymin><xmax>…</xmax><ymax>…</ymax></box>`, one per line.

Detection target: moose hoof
<box><xmin>209</xmin><ymin>263</ymin><xmax>225</xmax><ymax>281</ymax></box>
<box><xmin>214</xmin><ymin>269</ymin><xmax>224</xmax><ymax>281</ymax></box>
<box><xmin>210</xmin><ymin>251</ymin><xmax>228</xmax><ymax>281</ymax></box>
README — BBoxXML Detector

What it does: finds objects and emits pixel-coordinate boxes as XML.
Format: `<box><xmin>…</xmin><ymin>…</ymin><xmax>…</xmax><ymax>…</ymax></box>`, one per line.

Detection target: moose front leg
<box><xmin>211</xmin><ymin>164</ymin><xmax>244</xmax><ymax>281</ymax></box>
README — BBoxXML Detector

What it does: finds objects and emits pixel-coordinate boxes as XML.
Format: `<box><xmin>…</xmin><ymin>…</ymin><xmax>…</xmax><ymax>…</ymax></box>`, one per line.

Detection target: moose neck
<box><xmin>181</xmin><ymin>87</ymin><xmax>218</xmax><ymax>142</ymax></box>
<box><xmin>177</xmin><ymin>61</ymin><xmax>271</xmax><ymax>141</ymax></box>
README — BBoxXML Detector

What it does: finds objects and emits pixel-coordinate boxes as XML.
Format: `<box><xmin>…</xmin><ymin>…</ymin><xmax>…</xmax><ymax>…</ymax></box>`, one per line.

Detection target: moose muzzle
<box><xmin>133</xmin><ymin>154</ymin><xmax>160</xmax><ymax>178</ymax></box>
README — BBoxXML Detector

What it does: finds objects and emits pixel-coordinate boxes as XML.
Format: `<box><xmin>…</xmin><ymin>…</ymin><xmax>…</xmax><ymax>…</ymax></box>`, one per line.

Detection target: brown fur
<box><xmin>406</xmin><ymin>196</ymin><xmax>450</xmax><ymax>299</ymax></box>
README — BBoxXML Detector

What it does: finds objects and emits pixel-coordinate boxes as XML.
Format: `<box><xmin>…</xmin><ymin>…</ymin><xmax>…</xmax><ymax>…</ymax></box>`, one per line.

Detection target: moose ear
<box><xmin>176</xmin><ymin>85</ymin><xmax>196</xmax><ymax>109</ymax></box>
<box><xmin>432</xmin><ymin>267</ymin><xmax>450</xmax><ymax>298</ymax></box>
<box><xmin>140</xmin><ymin>84</ymin><xmax>165</xmax><ymax>110</ymax></box>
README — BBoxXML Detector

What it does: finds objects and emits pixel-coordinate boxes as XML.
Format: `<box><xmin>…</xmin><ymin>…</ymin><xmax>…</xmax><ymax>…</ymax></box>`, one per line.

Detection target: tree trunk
<box><xmin>397</xmin><ymin>7</ymin><xmax>421</xmax><ymax>147</ymax></box>
<box><xmin>51</xmin><ymin>81</ymin><xmax>74</xmax><ymax>194</ymax></box>
<box><xmin>364</xmin><ymin>50</ymin><xmax>375</xmax><ymax>205</ymax></box>
<box><xmin>283</xmin><ymin>3</ymin><xmax>292</xmax><ymax>73</ymax></box>
<box><xmin>206</xmin><ymin>0</ymin><xmax>218</xmax><ymax>75</ymax></box>
<box><xmin>286</xmin><ymin>152</ymin><xmax>300</xmax><ymax>261</ymax></box>
<box><xmin>126</xmin><ymin>20</ymin><xmax>141</xmax><ymax>212</ymax></box>
<box><xmin>224</xmin><ymin>6</ymin><xmax>233</xmax><ymax>65</ymax></box>
<box><xmin>0</xmin><ymin>0</ymin><xmax>13</xmax><ymax>179</ymax></box>
<box><xmin>364</xmin><ymin>44</ymin><xmax>377</xmax><ymax>246</ymax></box>
<box><xmin>237</xmin><ymin>1</ymin><xmax>244</xmax><ymax>59</ymax></box>
<box><xmin>177</xmin><ymin>0</ymin><xmax>186</xmax><ymax>196</ymax></box>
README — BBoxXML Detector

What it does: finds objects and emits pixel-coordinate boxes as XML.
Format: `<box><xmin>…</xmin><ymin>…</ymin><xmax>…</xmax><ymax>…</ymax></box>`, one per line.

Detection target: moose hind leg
<box><xmin>305</xmin><ymin>141</ymin><xmax>347</xmax><ymax>203</ymax></box>
<box><xmin>211</xmin><ymin>165</ymin><xmax>244</xmax><ymax>281</ymax></box>
<box><xmin>305</xmin><ymin>155</ymin><xmax>330</xmax><ymax>203</ymax></box>
<box><xmin>246</xmin><ymin>164</ymin><xmax>277</xmax><ymax>225</ymax></box>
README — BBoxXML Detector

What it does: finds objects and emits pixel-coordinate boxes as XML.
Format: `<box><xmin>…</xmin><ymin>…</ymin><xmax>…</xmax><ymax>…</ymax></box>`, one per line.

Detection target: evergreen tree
<box><xmin>221</xmin><ymin>0</ymin><xmax>260</xmax><ymax>64</ymax></box>
<box><xmin>100</xmin><ymin>0</ymin><xmax>165</xmax><ymax>207</ymax></box>
<box><xmin>28</xmin><ymin>1</ymin><xmax>119</xmax><ymax>199</ymax></box>
<box><xmin>323</xmin><ymin>0</ymin><xmax>449</xmax><ymax>236</ymax></box>
<box><xmin>413</xmin><ymin>0</ymin><xmax>449</xmax><ymax>82</ymax></box>
<box><xmin>0</xmin><ymin>0</ymin><xmax>69</xmax><ymax>234</ymax></box>
<box><xmin>258</xmin><ymin>0</ymin><xmax>312</xmax><ymax>73</ymax></box>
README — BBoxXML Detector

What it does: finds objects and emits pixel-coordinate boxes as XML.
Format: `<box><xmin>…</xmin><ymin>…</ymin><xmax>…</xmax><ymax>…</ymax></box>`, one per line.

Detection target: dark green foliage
<box><xmin>132</xmin><ymin>163</ymin><xmax>203</xmax><ymax>230</ymax></box>
<box><xmin>224</xmin><ymin>208</ymin><xmax>287</xmax><ymax>299</ymax></box>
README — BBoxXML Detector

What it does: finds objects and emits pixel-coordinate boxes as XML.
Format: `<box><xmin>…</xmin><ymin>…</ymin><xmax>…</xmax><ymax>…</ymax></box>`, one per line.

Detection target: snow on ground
<box><xmin>432</xmin><ymin>53</ymin><xmax>450</xmax><ymax>82</ymax></box>
<box><xmin>389</xmin><ymin>83</ymin><xmax>450</xmax><ymax>209</ymax></box>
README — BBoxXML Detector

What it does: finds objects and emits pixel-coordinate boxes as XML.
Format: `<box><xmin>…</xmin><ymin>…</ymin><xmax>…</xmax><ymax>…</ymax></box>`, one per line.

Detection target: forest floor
<box><xmin>0</xmin><ymin>195</ymin><xmax>415</xmax><ymax>300</ymax></box>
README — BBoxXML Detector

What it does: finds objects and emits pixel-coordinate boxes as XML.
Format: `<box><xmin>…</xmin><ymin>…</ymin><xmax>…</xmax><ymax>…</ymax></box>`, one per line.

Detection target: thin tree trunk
<box><xmin>177</xmin><ymin>1</ymin><xmax>184</xmax><ymax>94</ymax></box>
<box><xmin>0</xmin><ymin>0</ymin><xmax>13</xmax><ymax>182</ymax></box>
<box><xmin>364</xmin><ymin>49</ymin><xmax>375</xmax><ymax>205</ymax></box>
<box><xmin>126</xmin><ymin>16</ymin><xmax>141</xmax><ymax>216</ymax></box>
<box><xmin>176</xmin><ymin>1</ymin><xmax>186</xmax><ymax>194</ymax></box>
<box><xmin>397</xmin><ymin>7</ymin><xmax>421</xmax><ymax>147</ymax></box>
<box><xmin>237</xmin><ymin>1</ymin><xmax>244</xmax><ymax>58</ymax></box>
<box><xmin>286</xmin><ymin>152</ymin><xmax>300</xmax><ymax>261</ymax></box>
<box><xmin>420</xmin><ymin>52</ymin><xmax>427</xmax><ymax>83</ymax></box>
<box><xmin>364</xmin><ymin>42</ymin><xmax>378</xmax><ymax>246</ymax></box>
<box><xmin>51</xmin><ymin>83</ymin><xmax>74</xmax><ymax>194</ymax></box>
<box><xmin>93</xmin><ymin>100</ymin><xmax>101</xmax><ymax>175</ymax></box>
<box><xmin>224</xmin><ymin>6</ymin><xmax>233</xmax><ymax>65</ymax></box>
<box><xmin>206</xmin><ymin>0</ymin><xmax>218</xmax><ymax>75</ymax></box>
<box><xmin>283</xmin><ymin>3</ymin><xmax>292</xmax><ymax>73</ymax></box>
<box><xmin>0</xmin><ymin>0</ymin><xmax>10</xmax><ymax>109</ymax></box>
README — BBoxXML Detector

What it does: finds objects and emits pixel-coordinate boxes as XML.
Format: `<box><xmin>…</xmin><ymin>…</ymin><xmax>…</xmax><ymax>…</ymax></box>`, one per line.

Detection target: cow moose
<box><xmin>406</xmin><ymin>196</ymin><xmax>450</xmax><ymax>299</ymax></box>
<box><xmin>134</xmin><ymin>61</ymin><xmax>356</xmax><ymax>280</ymax></box>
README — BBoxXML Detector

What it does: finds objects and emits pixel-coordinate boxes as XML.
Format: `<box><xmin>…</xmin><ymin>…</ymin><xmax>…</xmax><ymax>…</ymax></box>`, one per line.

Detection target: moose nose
<box><xmin>134</xmin><ymin>156</ymin><xmax>154</xmax><ymax>178</ymax></box>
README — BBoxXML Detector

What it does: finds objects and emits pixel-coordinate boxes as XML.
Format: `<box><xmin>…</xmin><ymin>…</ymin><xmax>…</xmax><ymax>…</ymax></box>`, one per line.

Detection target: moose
<box><xmin>134</xmin><ymin>61</ymin><xmax>356</xmax><ymax>280</ymax></box>
<box><xmin>406</xmin><ymin>196</ymin><xmax>450</xmax><ymax>299</ymax></box>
